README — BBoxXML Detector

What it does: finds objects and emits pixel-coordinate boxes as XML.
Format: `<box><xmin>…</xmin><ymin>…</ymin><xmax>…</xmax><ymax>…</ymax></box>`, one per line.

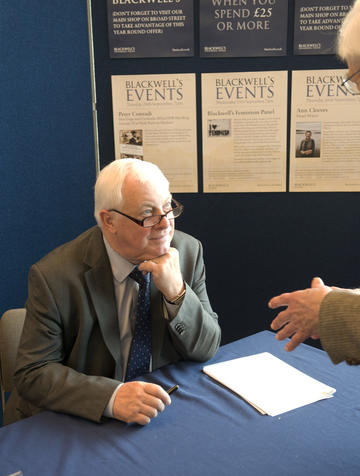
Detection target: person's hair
<box><xmin>337</xmin><ymin>0</ymin><xmax>360</xmax><ymax>63</ymax></box>
<box><xmin>94</xmin><ymin>158</ymin><xmax>169</xmax><ymax>225</ymax></box>
<box><xmin>305</xmin><ymin>130</ymin><xmax>312</xmax><ymax>134</ymax></box>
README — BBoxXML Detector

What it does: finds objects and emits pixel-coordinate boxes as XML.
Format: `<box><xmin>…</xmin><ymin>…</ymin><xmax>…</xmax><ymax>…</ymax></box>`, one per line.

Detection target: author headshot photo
<box><xmin>299</xmin><ymin>130</ymin><xmax>315</xmax><ymax>157</ymax></box>
<box><xmin>295</xmin><ymin>123</ymin><xmax>321</xmax><ymax>158</ymax></box>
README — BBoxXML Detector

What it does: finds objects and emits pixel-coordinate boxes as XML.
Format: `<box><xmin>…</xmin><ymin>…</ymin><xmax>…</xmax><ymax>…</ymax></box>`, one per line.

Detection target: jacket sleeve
<box><xmin>167</xmin><ymin>238</ymin><xmax>221</xmax><ymax>362</ymax></box>
<box><xmin>319</xmin><ymin>290</ymin><xmax>360</xmax><ymax>365</ymax></box>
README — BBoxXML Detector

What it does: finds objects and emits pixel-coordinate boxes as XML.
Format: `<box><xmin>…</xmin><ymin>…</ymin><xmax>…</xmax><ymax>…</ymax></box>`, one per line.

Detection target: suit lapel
<box><xmin>83</xmin><ymin>228</ymin><xmax>122</xmax><ymax>378</ymax></box>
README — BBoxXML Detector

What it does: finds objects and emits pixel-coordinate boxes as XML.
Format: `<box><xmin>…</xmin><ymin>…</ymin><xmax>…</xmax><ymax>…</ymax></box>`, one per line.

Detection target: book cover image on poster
<box><xmin>294</xmin><ymin>0</ymin><xmax>353</xmax><ymax>55</ymax></box>
<box><xmin>208</xmin><ymin>119</ymin><xmax>231</xmax><ymax>137</ymax></box>
<box><xmin>107</xmin><ymin>0</ymin><xmax>194</xmax><ymax>58</ymax></box>
<box><xmin>119</xmin><ymin>129</ymin><xmax>143</xmax><ymax>160</ymax></box>
<box><xmin>199</xmin><ymin>0</ymin><xmax>288</xmax><ymax>57</ymax></box>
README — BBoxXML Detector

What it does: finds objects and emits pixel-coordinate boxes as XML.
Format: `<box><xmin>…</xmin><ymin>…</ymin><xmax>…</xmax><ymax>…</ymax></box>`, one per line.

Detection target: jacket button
<box><xmin>175</xmin><ymin>323</ymin><xmax>185</xmax><ymax>335</ymax></box>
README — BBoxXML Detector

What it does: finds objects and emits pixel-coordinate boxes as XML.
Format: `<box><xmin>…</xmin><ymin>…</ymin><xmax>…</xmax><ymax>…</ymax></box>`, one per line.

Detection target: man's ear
<box><xmin>99</xmin><ymin>209</ymin><xmax>117</xmax><ymax>234</ymax></box>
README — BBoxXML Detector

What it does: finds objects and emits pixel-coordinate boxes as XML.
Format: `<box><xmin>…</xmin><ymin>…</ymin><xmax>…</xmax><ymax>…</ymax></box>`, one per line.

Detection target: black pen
<box><xmin>166</xmin><ymin>384</ymin><xmax>179</xmax><ymax>395</ymax></box>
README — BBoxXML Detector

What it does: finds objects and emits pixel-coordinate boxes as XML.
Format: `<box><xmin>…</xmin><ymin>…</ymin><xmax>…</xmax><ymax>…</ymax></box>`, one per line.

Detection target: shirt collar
<box><xmin>103</xmin><ymin>236</ymin><xmax>135</xmax><ymax>284</ymax></box>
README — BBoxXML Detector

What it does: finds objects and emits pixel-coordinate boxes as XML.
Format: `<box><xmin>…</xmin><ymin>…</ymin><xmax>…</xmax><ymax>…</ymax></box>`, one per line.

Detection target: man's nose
<box><xmin>156</xmin><ymin>214</ymin><xmax>171</xmax><ymax>228</ymax></box>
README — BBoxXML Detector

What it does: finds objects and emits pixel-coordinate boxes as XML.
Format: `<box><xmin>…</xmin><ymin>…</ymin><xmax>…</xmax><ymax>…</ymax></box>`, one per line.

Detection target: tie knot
<box><xmin>130</xmin><ymin>267</ymin><xmax>149</xmax><ymax>285</ymax></box>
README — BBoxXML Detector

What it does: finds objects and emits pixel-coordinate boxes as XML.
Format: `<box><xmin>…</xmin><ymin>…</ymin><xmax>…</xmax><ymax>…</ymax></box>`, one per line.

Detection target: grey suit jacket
<box><xmin>4</xmin><ymin>226</ymin><xmax>220</xmax><ymax>425</ymax></box>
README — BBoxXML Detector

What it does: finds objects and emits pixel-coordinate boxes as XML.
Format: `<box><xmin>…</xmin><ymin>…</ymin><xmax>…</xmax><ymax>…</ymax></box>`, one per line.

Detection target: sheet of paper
<box><xmin>203</xmin><ymin>352</ymin><xmax>335</xmax><ymax>416</ymax></box>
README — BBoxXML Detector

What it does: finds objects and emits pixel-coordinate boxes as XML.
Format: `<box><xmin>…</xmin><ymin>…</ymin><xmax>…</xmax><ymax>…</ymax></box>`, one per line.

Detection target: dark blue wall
<box><xmin>1</xmin><ymin>2</ymin><xmax>96</xmax><ymax>315</ymax></box>
<box><xmin>0</xmin><ymin>2</ymin><xmax>96</xmax><ymax>420</ymax></box>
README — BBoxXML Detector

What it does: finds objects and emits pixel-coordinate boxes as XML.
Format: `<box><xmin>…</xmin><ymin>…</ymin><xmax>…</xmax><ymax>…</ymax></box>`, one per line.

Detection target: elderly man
<box><xmin>269</xmin><ymin>0</ymin><xmax>360</xmax><ymax>365</ymax></box>
<box><xmin>4</xmin><ymin>159</ymin><xmax>220</xmax><ymax>426</ymax></box>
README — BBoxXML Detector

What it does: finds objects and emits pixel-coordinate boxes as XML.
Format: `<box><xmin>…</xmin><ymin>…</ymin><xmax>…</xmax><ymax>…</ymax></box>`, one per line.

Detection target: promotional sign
<box><xmin>202</xmin><ymin>71</ymin><xmax>287</xmax><ymax>192</ymax></box>
<box><xmin>111</xmin><ymin>73</ymin><xmax>198</xmax><ymax>192</ymax></box>
<box><xmin>290</xmin><ymin>69</ymin><xmax>360</xmax><ymax>192</ymax></box>
<box><xmin>199</xmin><ymin>0</ymin><xmax>288</xmax><ymax>57</ymax></box>
<box><xmin>294</xmin><ymin>0</ymin><xmax>353</xmax><ymax>55</ymax></box>
<box><xmin>107</xmin><ymin>0</ymin><xmax>194</xmax><ymax>58</ymax></box>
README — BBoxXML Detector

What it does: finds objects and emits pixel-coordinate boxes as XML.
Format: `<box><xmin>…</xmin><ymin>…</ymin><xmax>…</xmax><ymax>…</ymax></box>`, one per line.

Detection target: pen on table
<box><xmin>166</xmin><ymin>384</ymin><xmax>179</xmax><ymax>395</ymax></box>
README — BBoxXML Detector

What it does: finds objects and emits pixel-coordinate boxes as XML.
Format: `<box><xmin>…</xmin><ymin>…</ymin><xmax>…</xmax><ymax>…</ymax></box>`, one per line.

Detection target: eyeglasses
<box><xmin>108</xmin><ymin>198</ymin><xmax>184</xmax><ymax>228</ymax></box>
<box><xmin>342</xmin><ymin>68</ymin><xmax>360</xmax><ymax>95</ymax></box>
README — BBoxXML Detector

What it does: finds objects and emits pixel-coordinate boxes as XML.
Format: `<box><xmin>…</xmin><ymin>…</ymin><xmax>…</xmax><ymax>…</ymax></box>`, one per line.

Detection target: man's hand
<box><xmin>138</xmin><ymin>247</ymin><xmax>184</xmax><ymax>302</ymax></box>
<box><xmin>268</xmin><ymin>277</ymin><xmax>332</xmax><ymax>352</ymax></box>
<box><xmin>113</xmin><ymin>382</ymin><xmax>171</xmax><ymax>425</ymax></box>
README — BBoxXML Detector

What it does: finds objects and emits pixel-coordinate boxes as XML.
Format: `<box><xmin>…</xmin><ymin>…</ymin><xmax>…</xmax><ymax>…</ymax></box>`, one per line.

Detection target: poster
<box><xmin>199</xmin><ymin>0</ymin><xmax>288</xmax><ymax>57</ymax></box>
<box><xmin>290</xmin><ymin>69</ymin><xmax>360</xmax><ymax>192</ymax></box>
<box><xmin>202</xmin><ymin>71</ymin><xmax>287</xmax><ymax>193</ymax></box>
<box><xmin>111</xmin><ymin>73</ymin><xmax>198</xmax><ymax>193</ymax></box>
<box><xmin>294</xmin><ymin>0</ymin><xmax>353</xmax><ymax>55</ymax></box>
<box><xmin>107</xmin><ymin>0</ymin><xmax>194</xmax><ymax>58</ymax></box>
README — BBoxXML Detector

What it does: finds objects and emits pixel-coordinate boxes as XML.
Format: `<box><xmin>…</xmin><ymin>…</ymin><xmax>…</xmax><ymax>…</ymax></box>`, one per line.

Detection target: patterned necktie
<box><xmin>125</xmin><ymin>267</ymin><xmax>152</xmax><ymax>381</ymax></box>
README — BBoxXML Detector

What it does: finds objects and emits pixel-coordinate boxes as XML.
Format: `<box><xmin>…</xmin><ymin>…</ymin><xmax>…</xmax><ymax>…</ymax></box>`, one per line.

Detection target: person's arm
<box><xmin>300</xmin><ymin>140</ymin><xmax>305</xmax><ymax>154</ymax></box>
<box><xmin>268</xmin><ymin>277</ymin><xmax>331</xmax><ymax>351</ymax></box>
<box><xmin>270</xmin><ymin>277</ymin><xmax>360</xmax><ymax>365</ymax></box>
<box><xmin>15</xmin><ymin>264</ymin><xmax>171</xmax><ymax>425</ymax></box>
<box><xmin>139</xmin><ymin>238</ymin><xmax>221</xmax><ymax>362</ymax></box>
<box><xmin>319</xmin><ymin>290</ymin><xmax>360</xmax><ymax>365</ymax></box>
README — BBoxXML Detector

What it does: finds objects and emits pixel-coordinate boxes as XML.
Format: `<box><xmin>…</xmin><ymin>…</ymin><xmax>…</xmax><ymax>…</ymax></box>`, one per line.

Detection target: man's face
<box><xmin>108</xmin><ymin>174</ymin><xmax>174</xmax><ymax>263</ymax></box>
<box><xmin>305</xmin><ymin>132</ymin><xmax>311</xmax><ymax>140</ymax></box>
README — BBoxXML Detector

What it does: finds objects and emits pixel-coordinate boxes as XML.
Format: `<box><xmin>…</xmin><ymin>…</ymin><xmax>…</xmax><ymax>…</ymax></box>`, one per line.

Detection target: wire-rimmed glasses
<box><xmin>108</xmin><ymin>198</ymin><xmax>184</xmax><ymax>228</ymax></box>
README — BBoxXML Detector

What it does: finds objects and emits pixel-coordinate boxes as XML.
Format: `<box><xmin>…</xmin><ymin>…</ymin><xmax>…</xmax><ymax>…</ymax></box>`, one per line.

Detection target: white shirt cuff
<box><xmin>103</xmin><ymin>383</ymin><xmax>123</xmax><ymax>418</ymax></box>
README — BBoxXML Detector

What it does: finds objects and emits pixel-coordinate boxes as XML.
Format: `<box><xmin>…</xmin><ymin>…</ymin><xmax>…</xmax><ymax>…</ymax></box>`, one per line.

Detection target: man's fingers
<box><xmin>138</xmin><ymin>249</ymin><xmax>175</xmax><ymax>273</ymax></box>
<box><xmin>144</xmin><ymin>383</ymin><xmax>171</xmax><ymax>406</ymax></box>
<box><xmin>311</xmin><ymin>276</ymin><xmax>324</xmax><ymax>288</ymax></box>
<box><xmin>284</xmin><ymin>332</ymin><xmax>308</xmax><ymax>352</ymax></box>
<box><xmin>268</xmin><ymin>293</ymin><xmax>290</xmax><ymax>310</ymax></box>
<box><xmin>270</xmin><ymin>309</ymin><xmax>290</xmax><ymax>331</ymax></box>
<box><xmin>138</xmin><ymin>260</ymin><xmax>155</xmax><ymax>274</ymax></box>
<box><xmin>142</xmin><ymin>394</ymin><xmax>166</xmax><ymax>413</ymax></box>
<box><xmin>274</xmin><ymin>322</ymin><xmax>296</xmax><ymax>341</ymax></box>
<box><xmin>113</xmin><ymin>382</ymin><xmax>171</xmax><ymax>425</ymax></box>
<box><xmin>140</xmin><ymin>404</ymin><xmax>159</xmax><ymax>420</ymax></box>
<box><xmin>135</xmin><ymin>414</ymin><xmax>151</xmax><ymax>426</ymax></box>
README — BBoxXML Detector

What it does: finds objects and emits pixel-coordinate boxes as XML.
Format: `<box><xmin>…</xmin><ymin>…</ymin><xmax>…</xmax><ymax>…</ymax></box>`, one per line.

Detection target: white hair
<box><xmin>337</xmin><ymin>0</ymin><xmax>360</xmax><ymax>63</ymax></box>
<box><xmin>94</xmin><ymin>158</ymin><xmax>169</xmax><ymax>225</ymax></box>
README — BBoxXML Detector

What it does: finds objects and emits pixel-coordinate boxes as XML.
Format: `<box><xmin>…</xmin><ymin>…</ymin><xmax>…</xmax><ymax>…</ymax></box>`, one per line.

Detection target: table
<box><xmin>1</xmin><ymin>330</ymin><xmax>360</xmax><ymax>476</ymax></box>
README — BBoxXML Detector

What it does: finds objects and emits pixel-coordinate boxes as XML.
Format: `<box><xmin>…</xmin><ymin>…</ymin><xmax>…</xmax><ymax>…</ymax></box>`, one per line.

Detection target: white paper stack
<box><xmin>203</xmin><ymin>352</ymin><xmax>335</xmax><ymax>416</ymax></box>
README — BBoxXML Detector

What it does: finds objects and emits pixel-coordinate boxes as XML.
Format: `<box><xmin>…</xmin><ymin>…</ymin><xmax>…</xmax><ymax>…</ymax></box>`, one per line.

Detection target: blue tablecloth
<box><xmin>1</xmin><ymin>331</ymin><xmax>360</xmax><ymax>476</ymax></box>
